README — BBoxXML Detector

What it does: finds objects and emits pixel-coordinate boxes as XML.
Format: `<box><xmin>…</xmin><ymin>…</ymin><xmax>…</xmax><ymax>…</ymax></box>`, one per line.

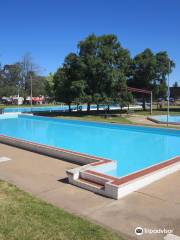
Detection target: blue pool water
<box><xmin>4</xmin><ymin>104</ymin><xmax>119</xmax><ymax>113</ymax></box>
<box><xmin>4</xmin><ymin>105</ymin><xmax>89</xmax><ymax>113</ymax></box>
<box><xmin>0</xmin><ymin>115</ymin><xmax>180</xmax><ymax>177</ymax></box>
<box><xmin>151</xmin><ymin>115</ymin><xmax>180</xmax><ymax>124</ymax></box>
<box><xmin>4</xmin><ymin>105</ymin><xmax>70</xmax><ymax>113</ymax></box>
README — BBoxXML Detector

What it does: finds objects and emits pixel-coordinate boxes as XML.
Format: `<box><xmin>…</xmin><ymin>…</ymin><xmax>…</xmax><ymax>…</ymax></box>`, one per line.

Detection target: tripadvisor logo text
<box><xmin>135</xmin><ymin>227</ymin><xmax>173</xmax><ymax>236</ymax></box>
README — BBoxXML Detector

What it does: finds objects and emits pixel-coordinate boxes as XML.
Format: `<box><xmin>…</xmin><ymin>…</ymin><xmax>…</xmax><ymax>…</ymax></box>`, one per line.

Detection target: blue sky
<box><xmin>0</xmin><ymin>0</ymin><xmax>179</xmax><ymax>85</ymax></box>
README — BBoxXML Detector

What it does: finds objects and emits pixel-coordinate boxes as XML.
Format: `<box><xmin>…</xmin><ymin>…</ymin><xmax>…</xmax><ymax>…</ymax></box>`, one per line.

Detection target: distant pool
<box><xmin>4</xmin><ymin>105</ymin><xmax>92</xmax><ymax>113</ymax></box>
<box><xmin>3</xmin><ymin>104</ymin><xmax>142</xmax><ymax>113</ymax></box>
<box><xmin>0</xmin><ymin>115</ymin><xmax>179</xmax><ymax>178</ymax></box>
<box><xmin>3</xmin><ymin>105</ymin><xmax>113</xmax><ymax>113</ymax></box>
<box><xmin>148</xmin><ymin>115</ymin><xmax>180</xmax><ymax>125</ymax></box>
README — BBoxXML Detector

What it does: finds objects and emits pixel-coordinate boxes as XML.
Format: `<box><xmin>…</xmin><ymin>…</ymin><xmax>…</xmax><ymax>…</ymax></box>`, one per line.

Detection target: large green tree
<box><xmin>0</xmin><ymin>63</ymin><xmax>22</xmax><ymax>97</ymax></box>
<box><xmin>45</xmin><ymin>73</ymin><xmax>55</xmax><ymax>98</ymax></box>
<box><xmin>54</xmin><ymin>34</ymin><xmax>132</xmax><ymax>112</ymax></box>
<box><xmin>78</xmin><ymin>34</ymin><xmax>132</xmax><ymax>110</ymax></box>
<box><xmin>25</xmin><ymin>73</ymin><xmax>48</xmax><ymax>97</ymax></box>
<box><xmin>129</xmin><ymin>49</ymin><xmax>156</xmax><ymax>89</ymax></box>
<box><xmin>153</xmin><ymin>51</ymin><xmax>175</xmax><ymax>98</ymax></box>
<box><xmin>0</xmin><ymin>55</ymin><xmax>50</xmax><ymax>99</ymax></box>
<box><xmin>129</xmin><ymin>49</ymin><xmax>175</xmax><ymax>108</ymax></box>
<box><xmin>54</xmin><ymin>53</ymin><xmax>85</xmax><ymax>110</ymax></box>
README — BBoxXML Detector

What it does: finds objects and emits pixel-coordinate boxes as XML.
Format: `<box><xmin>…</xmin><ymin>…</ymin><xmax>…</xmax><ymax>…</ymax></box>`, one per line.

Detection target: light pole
<box><xmin>167</xmin><ymin>61</ymin><xmax>170</xmax><ymax>126</ymax></box>
<box><xmin>150</xmin><ymin>91</ymin><xmax>153</xmax><ymax>114</ymax></box>
<box><xmin>30</xmin><ymin>73</ymin><xmax>33</xmax><ymax>109</ymax></box>
<box><xmin>17</xmin><ymin>83</ymin><xmax>20</xmax><ymax>111</ymax></box>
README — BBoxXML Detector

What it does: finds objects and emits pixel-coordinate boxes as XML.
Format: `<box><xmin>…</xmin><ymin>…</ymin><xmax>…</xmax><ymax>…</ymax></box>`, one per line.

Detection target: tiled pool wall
<box><xmin>0</xmin><ymin>134</ymin><xmax>102</xmax><ymax>165</ymax></box>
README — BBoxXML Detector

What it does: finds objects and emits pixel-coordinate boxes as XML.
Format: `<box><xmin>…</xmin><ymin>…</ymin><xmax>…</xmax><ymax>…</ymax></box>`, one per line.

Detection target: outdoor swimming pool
<box><xmin>3</xmin><ymin>104</ymin><xmax>142</xmax><ymax>113</ymax></box>
<box><xmin>3</xmin><ymin>104</ymin><xmax>115</xmax><ymax>113</ymax></box>
<box><xmin>148</xmin><ymin>115</ymin><xmax>180</xmax><ymax>125</ymax></box>
<box><xmin>4</xmin><ymin>105</ymin><xmax>93</xmax><ymax>113</ymax></box>
<box><xmin>0</xmin><ymin>115</ymin><xmax>180</xmax><ymax>178</ymax></box>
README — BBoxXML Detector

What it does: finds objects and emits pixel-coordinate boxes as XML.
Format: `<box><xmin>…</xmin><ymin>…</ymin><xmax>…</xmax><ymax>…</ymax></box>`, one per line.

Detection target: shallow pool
<box><xmin>0</xmin><ymin>115</ymin><xmax>179</xmax><ymax>177</ymax></box>
<box><xmin>149</xmin><ymin>115</ymin><xmax>180</xmax><ymax>125</ymax></box>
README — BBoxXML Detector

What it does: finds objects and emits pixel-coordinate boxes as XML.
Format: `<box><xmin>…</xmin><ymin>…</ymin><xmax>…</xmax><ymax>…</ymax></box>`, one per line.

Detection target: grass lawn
<box><xmin>0</xmin><ymin>180</ymin><xmax>124</xmax><ymax>240</ymax></box>
<box><xmin>55</xmin><ymin>111</ymin><xmax>180</xmax><ymax>129</ymax></box>
<box><xmin>57</xmin><ymin>114</ymin><xmax>132</xmax><ymax>124</ymax></box>
<box><xmin>135</xmin><ymin>109</ymin><xmax>180</xmax><ymax>116</ymax></box>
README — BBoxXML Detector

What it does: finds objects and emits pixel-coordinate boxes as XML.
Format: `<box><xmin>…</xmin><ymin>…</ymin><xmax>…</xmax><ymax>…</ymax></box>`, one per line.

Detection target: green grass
<box><xmin>57</xmin><ymin>115</ymin><xmax>133</xmax><ymax>124</ymax></box>
<box><xmin>55</xmin><ymin>112</ymin><xmax>180</xmax><ymax>129</ymax></box>
<box><xmin>0</xmin><ymin>180</ymin><xmax>124</xmax><ymax>240</ymax></box>
<box><xmin>135</xmin><ymin>110</ymin><xmax>180</xmax><ymax>116</ymax></box>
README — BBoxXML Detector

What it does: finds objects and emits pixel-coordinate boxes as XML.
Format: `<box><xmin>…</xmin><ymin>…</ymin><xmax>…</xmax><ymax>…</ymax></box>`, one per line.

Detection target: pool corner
<box><xmin>67</xmin><ymin>156</ymin><xmax>180</xmax><ymax>200</ymax></box>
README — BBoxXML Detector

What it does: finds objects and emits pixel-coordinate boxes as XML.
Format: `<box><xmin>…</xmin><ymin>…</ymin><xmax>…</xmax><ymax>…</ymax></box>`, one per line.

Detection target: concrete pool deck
<box><xmin>0</xmin><ymin>143</ymin><xmax>180</xmax><ymax>240</ymax></box>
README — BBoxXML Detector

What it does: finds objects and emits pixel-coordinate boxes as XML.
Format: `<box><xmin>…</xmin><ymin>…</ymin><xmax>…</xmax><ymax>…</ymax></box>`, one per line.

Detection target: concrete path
<box><xmin>0</xmin><ymin>143</ymin><xmax>180</xmax><ymax>240</ymax></box>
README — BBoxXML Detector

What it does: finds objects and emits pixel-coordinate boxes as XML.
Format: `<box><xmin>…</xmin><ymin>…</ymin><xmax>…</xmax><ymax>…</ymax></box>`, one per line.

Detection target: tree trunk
<box><xmin>68</xmin><ymin>104</ymin><xmax>71</xmax><ymax>112</ymax></box>
<box><xmin>87</xmin><ymin>103</ymin><xmax>91</xmax><ymax>113</ymax></box>
<box><xmin>157</xmin><ymin>102</ymin><xmax>159</xmax><ymax>110</ymax></box>
<box><xmin>119</xmin><ymin>104</ymin><xmax>122</xmax><ymax>116</ymax></box>
<box><xmin>142</xmin><ymin>96</ymin><xmax>146</xmax><ymax>111</ymax></box>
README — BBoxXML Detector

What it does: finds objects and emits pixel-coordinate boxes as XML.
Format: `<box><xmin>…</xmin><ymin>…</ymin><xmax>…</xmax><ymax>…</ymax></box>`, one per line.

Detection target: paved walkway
<box><xmin>0</xmin><ymin>143</ymin><xmax>180</xmax><ymax>240</ymax></box>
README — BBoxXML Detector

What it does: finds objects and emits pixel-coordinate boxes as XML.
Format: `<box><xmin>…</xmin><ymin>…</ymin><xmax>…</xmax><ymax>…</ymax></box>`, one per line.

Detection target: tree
<box><xmin>53</xmin><ymin>35</ymin><xmax>175</xmax><ymax>112</ymax></box>
<box><xmin>78</xmin><ymin>34</ymin><xmax>131</xmax><ymax>111</ymax></box>
<box><xmin>129</xmin><ymin>49</ymin><xmax>175</xmax><ymax>108</ymax></box>
<box><xmin>54</xmin><ymin>53</ymin><xmax>85</xmax><ymax>110</ymax></box>
<box><xmin>54</xmin><ymin>34</ymin><xmax>135</xmax><ymax>112</ymax></box>
<box><xmin>25</xmin><ymin>74</ymin><xmax>48</xmax><ymax>97</ymax></box>
<box><xmin>0</xmin><ymin>63</ymin><xmax>22</xmax><ymax>97</ymax></box>
<box><xmin>129</xmin><ymin>49</ymin><xmax>156</xmax><ymax>89</ymax></box>
<box><xmin>154</xmin><ymin>51</ymin><xmax>175</xmax><ymax>98</ymax></box>
<box><xmin>112</xmin><ymin>71</ymin><xmax>133</xmax><ymax>110</ymax></box>
<box><xmin>20</xmin><ymin>53</ymin><xmax>39</xmax><ymax>94</ymax></box>
<box><xmin>45</xmin><ymin>73</ymin><xmax>55</xmax><ymax>98</ymax></box>
<box><xmin>0</xmin><ymin>53</ymin><xmax>50</xmax><ymax>99</ymax></box>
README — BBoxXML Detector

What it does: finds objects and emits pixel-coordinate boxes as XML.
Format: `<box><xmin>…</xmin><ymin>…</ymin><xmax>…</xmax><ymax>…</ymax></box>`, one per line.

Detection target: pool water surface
<box><xmin>0</xmin><ymin>115</ymin><xmax>179</xmax><ymax>177</ymax></box>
